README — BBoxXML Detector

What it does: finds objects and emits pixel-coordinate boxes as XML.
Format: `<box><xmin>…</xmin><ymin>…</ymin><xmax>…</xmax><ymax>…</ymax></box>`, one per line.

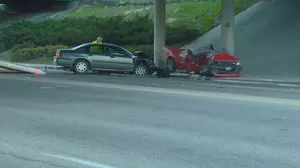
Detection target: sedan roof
<box><xmin>72</xmin><ymin>43</ymin><xmax>122</xmax><ymax>50</ymax></box>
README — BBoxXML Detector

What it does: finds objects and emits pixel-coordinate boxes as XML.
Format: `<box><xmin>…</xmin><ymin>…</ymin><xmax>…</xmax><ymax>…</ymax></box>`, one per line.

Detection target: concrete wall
<box><xmin>184</xmin><ymin>0</ymin><xmax>300</xmax><ymax>78</ymax></box>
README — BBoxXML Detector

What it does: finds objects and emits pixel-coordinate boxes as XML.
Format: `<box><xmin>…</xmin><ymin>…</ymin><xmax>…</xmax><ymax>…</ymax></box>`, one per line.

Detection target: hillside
<box><xmin>184</xmin><ymin>0</ymin><xmax>300</xmax><ymax>78</ymax></box>
<box><xmin>0</xmin><ymin>0</ymin><xmax>257</xmax><ymax>63</ymax></box>
<box><xmin>63</xmin><ymin>0</ymin><xmax>257</xmax><ymax>31</ymax></box>
<box><xmin>1</xmin><ymin>0</ymin><xmax>257</xmax><ymax>30</ymax></box>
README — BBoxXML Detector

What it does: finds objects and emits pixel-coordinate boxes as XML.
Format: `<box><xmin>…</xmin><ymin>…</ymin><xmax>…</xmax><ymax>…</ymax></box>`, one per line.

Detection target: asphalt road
<box><xmin>1</xmin><ymin>74</ymin><xmax>300</xmax><ymax>168</ymax></box>
<box><xmin>37</xmin><ymin>72</ymin><xmax>300</xmax><ymax>100</ymax></box>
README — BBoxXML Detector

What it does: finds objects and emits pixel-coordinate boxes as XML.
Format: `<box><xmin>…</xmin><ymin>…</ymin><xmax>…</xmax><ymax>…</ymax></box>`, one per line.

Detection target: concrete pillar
<box><xmin>154</xmin><ymin>0</ymin><xmax>166</xmax><ymax>69</ymax></box>
<box><xmin>221</xmin><ymin>0</ymin><xmax>235</xmax><ymax>54</ymax></box>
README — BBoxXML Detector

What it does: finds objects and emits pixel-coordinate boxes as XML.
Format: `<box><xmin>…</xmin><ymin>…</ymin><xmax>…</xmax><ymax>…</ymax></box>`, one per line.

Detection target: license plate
<box><xmin>225</xmin><ymin>67</ymin><xmax>232</xmax><ymax>71</ymax></box>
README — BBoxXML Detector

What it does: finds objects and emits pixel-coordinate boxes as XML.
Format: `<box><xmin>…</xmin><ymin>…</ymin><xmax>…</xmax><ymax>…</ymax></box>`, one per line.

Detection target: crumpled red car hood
<box><xmin>211</xmin><ymin>52</ymin><xmax>240</xmax><ymax>61</ymax></box>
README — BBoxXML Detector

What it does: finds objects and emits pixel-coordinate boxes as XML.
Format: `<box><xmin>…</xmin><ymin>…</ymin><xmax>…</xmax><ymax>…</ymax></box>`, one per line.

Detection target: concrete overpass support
<box><xmin>221</xmin><ymin>0</ymin><xmax>235</xmax><ymax>54</ymax></box>
<box><xmin>154</xmin><ymin>0</ymin><xmax>166</xmax><ymax>70</ymax></box>
<box><xmin>154</xmin><ymin>0</ymin><xmax>235</xmax><ymax>70</ymax></box>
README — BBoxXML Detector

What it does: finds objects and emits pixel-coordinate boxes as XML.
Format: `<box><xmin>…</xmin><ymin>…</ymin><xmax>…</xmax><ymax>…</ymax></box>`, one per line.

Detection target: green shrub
<box><xmin>12</xmin><ymin>45</ymin><xmax>69</xmax><ymax>62</ymax></box>
<box><xmin>11</xmin><ymin>42</ymin><xmax>36</xmax><ymax>53</ymax></box>
<box><xmin>0</xmin><ymin>41</ymin><xmax>5</xmax><ymax>52</ymax></box>
<box><xmin>0</xmin><ymin>35</ymin><xmax>10</xmax><ymax>52</ymax></box>
<box><xmin>135</xmin><ymin>45</ymin><xmax>154</xmax><ymax>60</ymax></box>
<box><xmin>2</xmin><ymin>15</ymin><xmax>199</xmax><ymax>51</ymax></box>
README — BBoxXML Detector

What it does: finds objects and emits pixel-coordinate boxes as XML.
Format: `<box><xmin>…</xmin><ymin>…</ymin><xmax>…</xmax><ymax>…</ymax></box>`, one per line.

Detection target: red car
<box><xmin>164</xmin><ymin>45</ymin><xmax>242</xmax><ymax>77</ymax></box>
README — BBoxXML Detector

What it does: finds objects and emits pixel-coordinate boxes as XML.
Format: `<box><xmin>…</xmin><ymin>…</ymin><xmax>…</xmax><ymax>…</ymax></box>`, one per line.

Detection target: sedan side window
<box><xmin>76</xmin><ymin>46</ymin><xmax>88</xmax><ymax>53</ymax></box>
<box><xmin>103</xmin><ymin>46</ymin><xmax>127</xmax><ymax>57</ymax></box>
<box><xmin>89</xmin><ymin>44</ymin><xmax>103</xmax><ymax>54</ymax></box>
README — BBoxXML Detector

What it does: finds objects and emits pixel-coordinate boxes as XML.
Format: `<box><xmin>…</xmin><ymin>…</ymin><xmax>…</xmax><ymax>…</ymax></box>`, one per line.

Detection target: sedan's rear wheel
<box><xmin>134</xmin><ymin>64</ymin><xmax>148</xmax><ymax>76</ymax></box>
<box><xmin>73</xmin><ymin>60</ymin><xmax>89</xmax><ymax>74</ymax></box>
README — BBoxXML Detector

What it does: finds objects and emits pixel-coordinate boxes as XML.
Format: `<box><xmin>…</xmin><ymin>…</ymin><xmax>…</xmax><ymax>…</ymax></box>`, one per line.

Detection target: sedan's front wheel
<box><xmin>73</xmin><ymin>60</ymin><xmax>89</xmax><ymax>74</ymax></box>
<box><xmin>166</xmin><ymin>58</ymin><xmax>176</xmax><ymax>73</ymax></box>
<box><xmin>134</xmin><ymin>64</ymin><xmax>149</xmax><ymax>76</ymax></box>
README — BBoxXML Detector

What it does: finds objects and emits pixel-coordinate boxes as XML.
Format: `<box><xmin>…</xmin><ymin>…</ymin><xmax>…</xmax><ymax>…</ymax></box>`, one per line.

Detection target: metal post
<box><xmin>154</xmin><ymin>0</ymin><xmax>166</xmax><ymax>69</ymax></box>
<box><xmin>221</xmin><ymin>0</ymin><xmax>235</xmax><ymax>55</ymax></box>
<box><xmin>45</xmin><ymin>65</ymin><xmax>48</xmax><ymax>72</ymax></box>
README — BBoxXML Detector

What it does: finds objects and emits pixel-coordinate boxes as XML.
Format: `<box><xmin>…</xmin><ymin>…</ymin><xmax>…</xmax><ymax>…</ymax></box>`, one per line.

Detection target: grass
<box><xmin>64</xmin><ymin>0</ymin><xmax>258</xmax><ymax>34</ymax></box>
<box><xmin>66</xmin><ymin>5</ymin><xmax>136</xmax><ymax>18</ymax></box>
<box><xmin>25</xmin><ymin>57</ymin><xmax>53</xmax><ymax>64</ymax></box>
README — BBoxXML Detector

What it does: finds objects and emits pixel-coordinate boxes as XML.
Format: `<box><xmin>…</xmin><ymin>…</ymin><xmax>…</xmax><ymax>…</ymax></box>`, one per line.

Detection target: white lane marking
<box><xmin>40</xmin><ymin>86</ymin><xmax>53</xmax><ymax>89</ymax></box>
<box><xmin>214</xmin><ymin>79</ymin><xmax>299</xmax><ymax>87</ymax></box>
<box><xmin>55</xmin><ymin>85</ymin><xmax>73</xmax><ymax>88</ymax></box>
<box><xmin>277</xmin><ymin>84</ymin><xmax>299</xmax><ymax>87</ymax></box>
<box><xmin>41</xmin><ymin>78</ymin><xmax>300</xmax><ymax>107</ymax></box>
<box><xmin>238</xmin><ymin>77</ymin><xmax>300</xmax><ymax>83</ymax></box>
<box><xmin>0</xmin><ymin>143</ymin><xmax>9</xmax><ymax>146</ymax></box>
<box><xmin>42</xmin><ymin>153</ymin><xmax>116</xmax><ymax>168</ymax></box>
<box><xmin>214</xmin><ymin>79</ymin><xmax>268</xmax><ymax>84</ymax></box>
<box><xmin>1</xmin><ymin>75</ymin><xmax>300</xmax><ymax>106</ymax></box>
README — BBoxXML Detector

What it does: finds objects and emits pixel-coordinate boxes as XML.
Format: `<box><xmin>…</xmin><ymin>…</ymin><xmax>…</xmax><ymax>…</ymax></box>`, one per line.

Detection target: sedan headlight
<box><xmin>236</xmin><ymin>62</ymin><xmax>241</xmax><ymax>66</ymax></box>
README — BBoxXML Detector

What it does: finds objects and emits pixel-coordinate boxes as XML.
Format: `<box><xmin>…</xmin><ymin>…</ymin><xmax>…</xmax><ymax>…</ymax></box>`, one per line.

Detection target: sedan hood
<box><xmin>133</xmin><ymin>51</ymin><xmax>150</xmax><ymax>59</ymax></box>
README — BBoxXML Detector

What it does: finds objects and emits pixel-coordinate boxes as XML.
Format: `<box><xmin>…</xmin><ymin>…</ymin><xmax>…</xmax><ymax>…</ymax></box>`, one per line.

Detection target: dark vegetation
<box><xmin>1</xmin><ymin>15</ymin><xmax>199</xmax><ymax>61</ymax></box>
<box><xmin>2</xmin><ymin>0</ymin><xmax>244</xmax><ymax>62</ymax></box>
<box><xmin>4</xmin><ymin>0</ymin><xmax>70</xmax><ymax>13</ymax></box>
<box><xmin>0</xmin><ymin>0</ymin><xmax>257</xmax><ymax>62</ymax></box>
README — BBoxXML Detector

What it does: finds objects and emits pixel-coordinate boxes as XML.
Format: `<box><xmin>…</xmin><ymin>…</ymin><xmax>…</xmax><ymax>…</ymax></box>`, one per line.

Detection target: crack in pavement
<box><xmin>0</xmin><ymin>151</ymin><xmax>69</xmax><ymax>168</ymax></box>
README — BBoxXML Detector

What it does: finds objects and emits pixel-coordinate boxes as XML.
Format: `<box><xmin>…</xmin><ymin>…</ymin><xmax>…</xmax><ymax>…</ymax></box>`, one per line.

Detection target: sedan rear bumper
<box><xmin>201</xmin><ymin>65</ymin><xmax>242</xmax><ymax>77</ymax></box>
<box><xmin>54</xmin><ymin>56</ymin><xmax>74</xmax><ymax>69</ymax></box>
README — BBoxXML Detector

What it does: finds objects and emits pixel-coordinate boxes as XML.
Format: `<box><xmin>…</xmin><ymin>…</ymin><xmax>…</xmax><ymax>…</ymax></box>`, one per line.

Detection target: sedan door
<box><xmin>102</xmin><ymin>45</ymin><xmax>134</xmax><ymax>72</ymax></box>
<box><xmin>86</xmin><ymin>44</ymin><xmax>111</xmax><ymax>70</ymax></box>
